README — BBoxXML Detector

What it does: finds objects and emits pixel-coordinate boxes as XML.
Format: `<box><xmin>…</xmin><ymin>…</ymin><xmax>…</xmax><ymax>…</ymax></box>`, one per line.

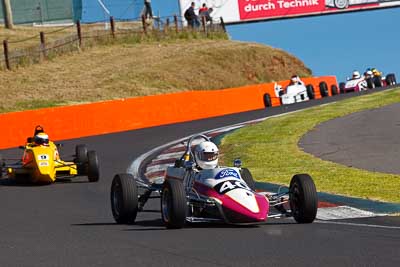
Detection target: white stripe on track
<box><xmin>316</xmin><ymin>206</ymin><xmax>385</xmax><ymax>221</ymax></box>
<box><xmin>315</xmin><ymin>220</ymin><xmax>400</xmax><ymax>230</ymax></box>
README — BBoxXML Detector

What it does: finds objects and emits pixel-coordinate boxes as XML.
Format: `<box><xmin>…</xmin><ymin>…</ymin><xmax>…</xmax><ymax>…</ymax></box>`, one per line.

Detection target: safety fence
<box><xmin>0</xmin><ymin>15</ymin><xmax>227</xmax><ymax>71</ymax></box>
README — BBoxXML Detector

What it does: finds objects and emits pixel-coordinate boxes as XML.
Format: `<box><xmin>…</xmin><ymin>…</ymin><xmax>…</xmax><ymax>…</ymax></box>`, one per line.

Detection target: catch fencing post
<box><xmin>110</xmin><ymin>16</ymin><xmax>115</xmax><ymax>38</ymax></box>
<box><xmin>141</xmin><ymin>15</ymin><xmax>147</xmax><ymax>34</ymax></box>
<box><xmin>165</xmin><ymin>18</ymin><xmax>170</xmax><ymax>33</ymax></box>
<box><xmin>174</xmin><ymin>15</ymin><xmax>178</xmax><ymax>33</ymax></box>
<box><xmin>3</xmin><ymin>40</ymin><xmax>10</xmax><ymax>70</ymax></box>
<box><xmin>40</xmin><ymin>31</ymin><xmax>47</xmax><ymax>59</ymax></box>
<box><xmin>76</xmin><ymin>20</ymin><xmax>82</xmax><ymax>47</ymax></box>
<box><xmin>220</xmin><ymin>17</ymin><xmax>226</xmax><ymax>33</ymax></box>
<box><xmin>201</xmin><ymin>16</ymin><xmax>206</xmax><ymax>34</ymax></box>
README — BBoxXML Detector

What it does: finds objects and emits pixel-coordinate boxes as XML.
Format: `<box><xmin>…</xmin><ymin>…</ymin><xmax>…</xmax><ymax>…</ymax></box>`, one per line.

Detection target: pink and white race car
<box><xmin>110</xmin><ymin>134</ymin><xmax>318</xmax><ymax>228</ymax></box>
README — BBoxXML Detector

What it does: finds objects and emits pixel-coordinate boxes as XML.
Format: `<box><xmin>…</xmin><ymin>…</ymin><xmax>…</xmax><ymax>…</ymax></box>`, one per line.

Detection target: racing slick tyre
<box><xmin>319</xmin><ymin>82</ymin><xmax>329</xmax><ymax>97</ymax></box>
<box><xmin>331</xmin><ymin>85</ymin><xmax>338</xmax><ymax>95</ymax></box>
<box><xmin>263</xmin><ymin>93</ymin><xmax>272</xmax><ymax>107</ymax></box>
<box><xmin>339</xmin><ymin>82</ymin><xmax>345</xmax><ymax>94</ymax></box>
<box><xmin>289</xmin><ymin>174</ymin><xmax>318</xmax><ymax>224</ymax></box>
<box><xmin>386</xmin><ymin>74</ymin><xmax>396</xmax><ymax>85</ymax></box>
<box><xmin>87</xmin><ymin>150</ymin><xmax>99</xmax><ymax>182</ymax></box>
<box><xmin>111</xmin><ymin>173</ymin><xmax>138</xmax><ymax>224</ymax></box>
<box><xmin>306</xmin><ymin>85</ymin><xmax>315</xmax><ymax>100</ymax></box>
<box><xmin>161</xmin><ymin>179</ymin><xmax>187</xmax><ymax>229</ymax></box>
<box><xmin>373</xmin><ymin>76</ymin><xmax>383</xmax><ymax>88</ymax></box>
<box><xmin>240</xmin><ymin>168</ymin><xmax>256</xmax><ymax>191</ymax></box>
<box><xmin>75</xmin><ymin>144</ymin><xmax>88</xmax><ymax>175</ymax></box>
<box><xmin>366</xmin><ymin>78</ymin><xmax>375</xmax><ymax>89</ymax></box>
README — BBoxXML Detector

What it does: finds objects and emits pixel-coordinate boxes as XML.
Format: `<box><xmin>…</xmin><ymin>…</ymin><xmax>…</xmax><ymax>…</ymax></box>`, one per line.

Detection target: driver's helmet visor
<box><xmin>199</xmin><ymin>151</ymin><xmax>218</xmax><ymax>161</ymax></box>
<box><xmin>34</xmin><ymin>136</ymin><xmax>49</xmax><ymax>145</ymax></box>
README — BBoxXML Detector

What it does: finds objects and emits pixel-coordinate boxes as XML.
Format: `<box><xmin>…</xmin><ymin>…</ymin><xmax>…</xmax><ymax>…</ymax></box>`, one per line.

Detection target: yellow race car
<box><xmin>0</xmin><ymin>126</ymin><xmax>99</xmax><ymax>184</ymax></box>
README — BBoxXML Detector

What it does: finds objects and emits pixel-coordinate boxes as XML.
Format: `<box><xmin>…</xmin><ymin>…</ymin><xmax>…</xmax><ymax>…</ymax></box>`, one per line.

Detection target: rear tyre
<box><xmin>331</xmin><ymin>85</ymin><xmax>338</xmax><ymax>95</ymax></box>
<box><xmin>240</xmin><ymin>168</ymin><xmax>256</xmax><ymax>191</ymax></box>
<box><xmin>289</xmin><ymin>174</ymin><xmax>318</xmax><ymax>224</ymax></box>
<box><xmin>75</xmin><ymin>144</ymin><xmax>88</xmax><ymax>175</ymax></box>
<box><xmin>87</xmin><ymin>151</ymin><xmax>99</xmax><ymax>182</ymax></box>
<box><xmin>386</xmin><ymin>74</ymin><xmax>396</xmax><ymax>85</ymax></box>
<box><xmin>319</xmin><ymin>82</ymin><xmax>329</xmax><ymax>97</ymax></box>
<box><xmin>339</xmin><ymin>82</ymin><xmax>346</xmax><ymax>94</ymax></box>
<box><xmin>306</xmin><ymin>85</ymin><xmax>315</xmax><ymax>99</ymax></box>
<box><xmin>161</xmin><ymin>179</ymin><xmax>187</xmax><ymax>229</ymax></box>
<box><xmin>263</xmin><ymin>93</ymin><xmax>272</xmax><ymax>107</ymax></box>
<box><xmin>111</xmin><ymin>173</ymin><xmax>138</xmax><ymax>224</ymax></box>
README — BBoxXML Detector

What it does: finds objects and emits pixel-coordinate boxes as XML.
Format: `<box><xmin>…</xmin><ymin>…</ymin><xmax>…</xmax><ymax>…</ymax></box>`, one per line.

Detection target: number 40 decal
<box><xmin>214</xmin><ymin>180</ymin><xmax>251</xmax><ymax>194</ymax></box>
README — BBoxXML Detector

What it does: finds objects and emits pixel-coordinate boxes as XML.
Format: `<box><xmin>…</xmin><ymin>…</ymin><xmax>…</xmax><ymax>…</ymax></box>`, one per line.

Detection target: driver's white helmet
<box><xmin>194</xmin><ymin>141</ymin><xmax>219</xmax><ymax>169</ymax></box>
<box><xmin>352</xmin><ymin>71</ymin><xmax>361</xmax><ymax>79</ymax></box>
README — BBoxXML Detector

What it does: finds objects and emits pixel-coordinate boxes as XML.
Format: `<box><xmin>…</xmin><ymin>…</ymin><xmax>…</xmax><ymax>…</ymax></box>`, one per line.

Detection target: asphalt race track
<box><xmin>300</xmin><ymin>102</ymin><xmax>400</xmax><ymax>175</ymax></box>
<box><xmin>1</xmin><ymin>89</ymin><xmax>400</xmax><ymax>267</ymax></box>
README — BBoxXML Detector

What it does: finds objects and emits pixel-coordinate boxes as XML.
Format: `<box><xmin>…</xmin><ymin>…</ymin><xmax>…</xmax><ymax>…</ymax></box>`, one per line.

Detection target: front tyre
<box><xmin>75</xmin><ymin>144</ymin><xmax>88</xmax><ymax>175</ymax></box>
<box><xmin>87</xmin><ymin>151</ymin><xmax>100</xmax><ymax>182</ymax></box>
<box><xmin>289</xmin><ymin>174</ymin><xmax>318</xmax><ymax>223</ymax></box>
<box><xmin>306</xmin><ymin>85</ymin><xmax>315</xmax><ymax>99</ymax></box>
<box><xmin>161</xmin><ymin>179</ymin><xmax>187</xmax><ymax>229</ymax></box>
<box><xmin>111</xmin><ymin>173</ymin><xmax>138</xmax><ymax>224</ymax></box>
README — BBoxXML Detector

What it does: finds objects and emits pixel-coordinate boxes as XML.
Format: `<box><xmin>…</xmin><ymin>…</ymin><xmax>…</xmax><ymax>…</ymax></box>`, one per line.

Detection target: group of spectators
<box><xmin>184</xmin><ymin>2</ymin><xmax>213</xmax><ymax>28</ymax></box>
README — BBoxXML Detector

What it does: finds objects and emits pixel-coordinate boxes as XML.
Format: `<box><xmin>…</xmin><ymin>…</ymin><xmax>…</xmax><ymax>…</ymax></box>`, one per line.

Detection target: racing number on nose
<box><xmin>215</xmin><ymin>180</ymin><xmax>250</xmax><ymax>194</ymax></box>
<box><xmin>38</xmin><ymin>154</ymin><xmax>49</xmax><ymax>160</ymax></box>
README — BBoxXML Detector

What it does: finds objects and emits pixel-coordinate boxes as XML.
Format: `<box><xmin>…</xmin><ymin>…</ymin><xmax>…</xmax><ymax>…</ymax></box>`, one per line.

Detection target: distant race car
<box><xmin>366</xmin><ymin>72</ymin><xmax>397</xmax><ymax>88</ymax></box>
<box><xmin>0</xmin><ymin>125</ymin><xmax>99</xmax><ymax>184</ymax></box>
<box><xmin>263</xmin><ymin>78</ymin><xmax>335</xmax><ymax>107</ymax></box>
<box><xmin>325</xmin><ymin>0</ymin><xmax>378</xmax><ymax>9</ymax></box>
<box><xmin>273</xmin><ymin>82</ymin><xmax>310</xmax><ymax>105</ymax></box>
<box><xmin>341</xmin><ymin>76</ymin><xmax>369</xmax><ymax>93</ymax></box>
<box><xmin>110</xmin><ymin>134</ymin><xmax>318</xmax><ymax>228</ymax></box>
<box><xmin>340</xmin><ymin>71</ymin><xmax>397</xmax><ymax>93</ymax></box>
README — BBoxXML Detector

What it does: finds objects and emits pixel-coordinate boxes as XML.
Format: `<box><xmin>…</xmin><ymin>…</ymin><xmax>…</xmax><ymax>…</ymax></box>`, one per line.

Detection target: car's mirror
<box><xmin>26</xmin><ymin>137</ymin><xmax>33</xmax><ymax>143</ymax></box>
<box><xmin>56</xmin><ymin>143</ymin><xmax>63</xmax><ymax>148</ymax></box>
<box><xmin>18</xmin><ymin>146</ymin><xmax>25</xmax><ymax>149</ymax></box>
<box><xmin>346</xmin><ymin>77</ymin><xmax>350</xmax><ymax>81</ymax></box>
<box><xmin>234</xmin><ymin>158</ymin><xmax>242</xmax><ymax>168</ymax></box>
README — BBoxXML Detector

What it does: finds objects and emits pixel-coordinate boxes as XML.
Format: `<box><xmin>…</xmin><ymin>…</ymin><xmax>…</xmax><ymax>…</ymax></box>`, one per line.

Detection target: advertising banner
<box><xmin>179</xmin><ymin>0</ymin><xmax>400</xmax><ymax>24</ymax></box>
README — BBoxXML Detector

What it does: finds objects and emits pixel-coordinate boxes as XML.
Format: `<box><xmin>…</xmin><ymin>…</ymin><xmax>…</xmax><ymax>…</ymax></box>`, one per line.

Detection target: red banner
<box><xmin>238</xmin><ymin>0</ymin><xmax>325</xmax><ymax>20</ymax></box>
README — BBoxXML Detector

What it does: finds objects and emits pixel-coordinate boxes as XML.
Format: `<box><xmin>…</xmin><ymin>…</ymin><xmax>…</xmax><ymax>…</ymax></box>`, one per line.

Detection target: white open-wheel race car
<box><xmin>110</xmin><ymin>134</ymin><xmax>318</xmax><ymax>228</ymax></box>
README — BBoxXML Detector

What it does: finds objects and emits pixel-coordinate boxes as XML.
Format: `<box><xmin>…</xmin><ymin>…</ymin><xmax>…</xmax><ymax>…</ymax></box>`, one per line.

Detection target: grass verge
<box><xmin>220</xmin><ymin>88</ymin><xmax>400</xmax><ymax>203</ymax></box>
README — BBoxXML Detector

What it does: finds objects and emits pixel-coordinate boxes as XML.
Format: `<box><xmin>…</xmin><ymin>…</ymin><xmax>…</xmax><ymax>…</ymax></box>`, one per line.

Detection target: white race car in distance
<box><xmin>274</xmin><ymin>82</ymin><xmax>310</xmax><ymax>105</ymax></box>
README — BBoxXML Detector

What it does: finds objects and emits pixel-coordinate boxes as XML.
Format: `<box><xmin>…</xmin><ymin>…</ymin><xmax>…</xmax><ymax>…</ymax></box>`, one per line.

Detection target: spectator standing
<box><xmin>144</xmin><ymin>0</ymin><xmax>153</xmax><ymax>19</ymax></box>
<box><xmin>184</xmin><ymin>2</ymin><xmax>200</xmax><ymax>28</ymax></box>
<box><xmin>198</xmin><ymin>3</ymin><xmax>208</xmax><ymax>14</ymax></box>
<box><xmin>199</xmin><ymin>7</ymin><xmax>213</xmax><ymax>23</ymax></box>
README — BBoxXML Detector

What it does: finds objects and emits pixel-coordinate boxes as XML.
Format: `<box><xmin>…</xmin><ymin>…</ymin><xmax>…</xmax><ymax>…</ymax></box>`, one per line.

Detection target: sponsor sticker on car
<box><xmin>215</xmin><ymin>168</ymin><xmax>240</xmax><ymax>179</ymax></box>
